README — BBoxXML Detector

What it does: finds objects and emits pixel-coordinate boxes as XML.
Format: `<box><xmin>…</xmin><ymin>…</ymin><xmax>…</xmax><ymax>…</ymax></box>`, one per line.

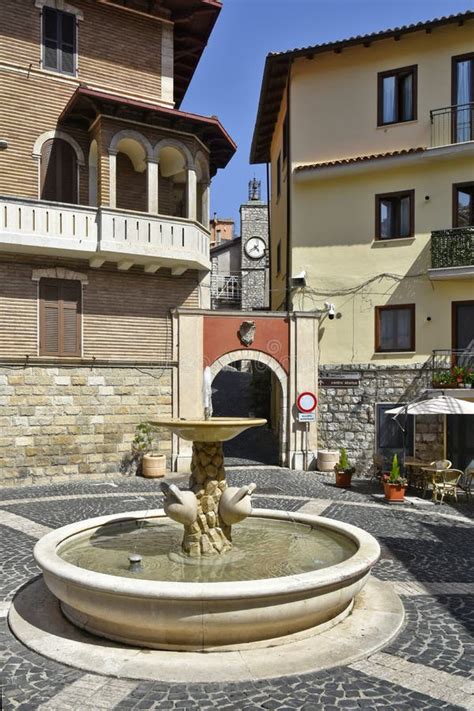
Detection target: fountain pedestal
<box><xmin>185</xmin><ymin>441</ymin><xmax>231</xmax><ymax>556</ymax></box>
<box><xmin>150</xmin><ymin>417</ymin><xmax>266</xmax><ymax>558</ymax></box>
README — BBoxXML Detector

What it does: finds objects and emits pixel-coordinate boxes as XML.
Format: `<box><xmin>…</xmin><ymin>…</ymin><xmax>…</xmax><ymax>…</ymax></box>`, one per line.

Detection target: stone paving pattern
<box><xmin>1</xmin><ymin>469</ymin><xmax>473</xmax><ymax>710</ymax></box>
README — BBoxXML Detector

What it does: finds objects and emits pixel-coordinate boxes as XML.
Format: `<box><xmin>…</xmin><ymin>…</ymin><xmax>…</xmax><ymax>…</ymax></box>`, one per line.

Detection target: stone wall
<box><xmin>0</xmin><ymin>364</ymin><xmax>173</xmax><ymax>486</ymax></box>
<box><xmin>317</xmin><ymin>363</ymin><xmax>444</xmax><ymax>474</ymax></box>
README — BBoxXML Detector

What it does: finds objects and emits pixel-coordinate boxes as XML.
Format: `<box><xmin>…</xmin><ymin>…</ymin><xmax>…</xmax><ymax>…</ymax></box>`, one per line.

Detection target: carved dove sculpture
<box><xmin>219</xmin><ymin>483</ymin><xmax>257</xmax><ymax>525</ymax></box>
<box><xmin>161</xmin><ymin>482</ymin><xmax>198</xmax><ymax>526</ymax></box>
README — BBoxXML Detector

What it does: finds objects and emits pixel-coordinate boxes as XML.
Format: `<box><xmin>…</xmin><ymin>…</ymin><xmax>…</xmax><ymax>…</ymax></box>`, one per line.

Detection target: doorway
<box><xmin>452</xmin><ymin>300</ymin><xmax>474</xmax><ymax>367</ymax></box>
<box><xmin>447</xmin><ymin>415</ymin><xmax>474</xmax><ymax>471</ymax></box>
<box><xmin>212</xmin><ymin>361</ymin><xmax>279</xmax><ymax>465</ymax></box>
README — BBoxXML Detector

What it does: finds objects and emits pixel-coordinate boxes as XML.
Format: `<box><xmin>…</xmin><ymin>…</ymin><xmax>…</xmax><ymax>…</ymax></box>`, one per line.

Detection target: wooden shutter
<box><xmin>40</xmin><ymin>281</ymin><xmax>60</xmax><ymax>355</ymax></box>
<box><xmin>40</xmin><ymin>279</ymin><xmax>81</xmax><ymax>357</ymax></box>
<box><xmin>42</xmin><ymin>8</ymin><xmax>75</xmax><ymax>75</ymax></box>
<box><xmin>43</xmin><ymin>7</ymin><xmax>59</xmax><ymax>71</ymax></box>
<box><xmin>40</xmin><ymin>139</ymin><xmax>77</xmax><ymax>204</ymax></box>
<box><xmin>60</xmin><ymin>12</ymin><xmax>75</xmax><ymax>74</ymax></box>
<box><xmin>61</xmin><ymin>282</ymin><xmax>81</xmax><ymax>355</ymax></box>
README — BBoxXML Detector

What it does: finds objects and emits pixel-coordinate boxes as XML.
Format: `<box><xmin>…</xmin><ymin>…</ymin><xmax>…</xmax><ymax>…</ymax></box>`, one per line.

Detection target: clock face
<box><xmin>245</xmin><ymin>236</ymin><xmax>266</xmax><ymax>259</ymax></box>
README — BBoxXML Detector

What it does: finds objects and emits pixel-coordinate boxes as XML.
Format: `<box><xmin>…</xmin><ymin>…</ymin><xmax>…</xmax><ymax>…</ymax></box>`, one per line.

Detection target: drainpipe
<box><xmin>266</xmin><ymin>161</ymin><xmax>271</xmax><ymax>309</ymax></box>
<box><xmin>285</xmin><ymin>63</ymin><xmax>292</xmax><ymax>312</ymax></box>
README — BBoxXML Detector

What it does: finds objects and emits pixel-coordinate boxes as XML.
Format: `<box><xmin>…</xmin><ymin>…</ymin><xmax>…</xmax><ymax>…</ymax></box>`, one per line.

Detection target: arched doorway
<box><xmin>210</xmin><ymin>350</ymin><xmax>287</xmax><ymax>466</ymax></box>
<box><xmin>40</xmin><ymin>137</ymin><xmax>78</xmax><ymax>204</ymax></box>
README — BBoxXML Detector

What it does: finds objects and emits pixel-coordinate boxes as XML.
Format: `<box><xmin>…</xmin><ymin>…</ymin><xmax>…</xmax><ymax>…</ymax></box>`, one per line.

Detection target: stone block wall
<box><xmin>0</xmin><ymin>364</ymin><xmax>173</xmax><ymax>486</ymax></box>
<box><xmin>317</xmin><ymin>363</ymin><xmax>444</xmax><ymax>474</ymax></box>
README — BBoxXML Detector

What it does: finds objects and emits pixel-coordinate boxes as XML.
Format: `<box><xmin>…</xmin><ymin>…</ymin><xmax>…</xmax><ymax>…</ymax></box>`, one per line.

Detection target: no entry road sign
<box><xmin>297</xmin><ymin>391</ymin><xmax>317</xmax><ymax>413</ymax></box>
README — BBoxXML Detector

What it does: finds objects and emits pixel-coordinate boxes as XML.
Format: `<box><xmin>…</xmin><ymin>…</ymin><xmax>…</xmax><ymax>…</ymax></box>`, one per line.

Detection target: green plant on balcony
<box><xmin>432</xmin><ymin>371</ymin><xmax>455</xmax><ymax>388</ymax></box>
<box><xmin>451</xmin><ymin>365</ymin><xmax>471</xmax><ymax>388</ymax></box>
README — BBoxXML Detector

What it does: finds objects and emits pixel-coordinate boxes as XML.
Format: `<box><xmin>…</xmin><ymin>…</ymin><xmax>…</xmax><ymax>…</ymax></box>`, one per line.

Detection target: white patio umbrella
<box><xmin>386</xmin><ymin>395</ymin><xmax>474</xmax><ymax>462</ymax></box>
<box><xmin>386</xmin><ymin>395</ymin><xmax>474</xmax><ymax>416</ymax></box>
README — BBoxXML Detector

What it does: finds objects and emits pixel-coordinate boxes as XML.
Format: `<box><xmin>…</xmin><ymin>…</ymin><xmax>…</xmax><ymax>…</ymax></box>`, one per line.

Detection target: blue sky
<box><xmin>182</xmin><ymin>0</ymin><xmax>474</xmax><ymax>229</ymax></box>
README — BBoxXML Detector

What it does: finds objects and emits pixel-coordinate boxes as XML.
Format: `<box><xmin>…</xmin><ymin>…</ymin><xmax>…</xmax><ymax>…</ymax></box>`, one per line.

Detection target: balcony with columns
<box><xmin>0</xmin><ymin>88</ymin><xmax>235</xmax><ymax>276</ymax></box>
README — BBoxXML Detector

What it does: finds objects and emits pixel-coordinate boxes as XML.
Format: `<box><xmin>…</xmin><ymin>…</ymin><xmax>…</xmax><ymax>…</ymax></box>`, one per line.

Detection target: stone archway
<box><xmin>209</xmin><ymin>349</ymin><xmax>288</xmax><ymax>465</ymax></box>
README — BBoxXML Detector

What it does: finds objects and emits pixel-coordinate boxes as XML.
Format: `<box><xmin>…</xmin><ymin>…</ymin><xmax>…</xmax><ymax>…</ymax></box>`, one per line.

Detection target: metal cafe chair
<box><xmin>431</xmin><ymin>469</ymin><xmax>463</xmax><ymax>505</ymax></box>
<box><xmin>458</xmin><ymin>468</ymin><xmax>474</xmax><ymax>501</ymax></box>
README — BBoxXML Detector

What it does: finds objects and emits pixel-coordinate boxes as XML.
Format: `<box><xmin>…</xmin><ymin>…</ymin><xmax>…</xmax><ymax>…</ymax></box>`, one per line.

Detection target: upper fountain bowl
<box><xmin>148</xmin><ymin>417</ymin><xmax>267</xmax><ymax>442</ymax></box>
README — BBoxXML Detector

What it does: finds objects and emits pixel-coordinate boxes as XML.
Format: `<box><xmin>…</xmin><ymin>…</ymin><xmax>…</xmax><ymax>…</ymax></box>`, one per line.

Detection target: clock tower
<box><xmin>240</xmin><ymin>178</ymin><xmax>269</xmax><ymax>310</ymax></box>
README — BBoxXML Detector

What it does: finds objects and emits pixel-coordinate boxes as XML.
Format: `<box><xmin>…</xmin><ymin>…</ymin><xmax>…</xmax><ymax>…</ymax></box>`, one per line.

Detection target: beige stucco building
<box><xmin>251</xmin><ymin>11</ymin><xmax>474</xmax><ymax>472</ymax></box>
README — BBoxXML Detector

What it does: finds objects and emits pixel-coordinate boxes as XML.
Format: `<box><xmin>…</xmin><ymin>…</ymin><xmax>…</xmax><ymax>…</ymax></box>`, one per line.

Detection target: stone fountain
<box><xmin>28</xmin><ymin>369</ymin><xmax>383</xmax><ymax>652</ymax></box>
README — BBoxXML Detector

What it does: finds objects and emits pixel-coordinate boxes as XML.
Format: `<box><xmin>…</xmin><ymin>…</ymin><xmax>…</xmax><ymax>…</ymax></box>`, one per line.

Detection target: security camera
<box><xmin>325</xmin><ymin>302</ymin><xmax>336</xmax><ymax>320</ymax></box>
<box><xmin>291</xmin><ymin>270</ymin><xmax>306</xmax><ymax>288</ymax></box>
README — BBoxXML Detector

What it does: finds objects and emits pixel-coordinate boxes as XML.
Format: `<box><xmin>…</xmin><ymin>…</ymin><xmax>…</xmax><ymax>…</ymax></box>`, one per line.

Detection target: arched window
<box><xmin>40</xmin><ymin>138</ymin><xmax>78</xmax><ymax>204</ymax></box>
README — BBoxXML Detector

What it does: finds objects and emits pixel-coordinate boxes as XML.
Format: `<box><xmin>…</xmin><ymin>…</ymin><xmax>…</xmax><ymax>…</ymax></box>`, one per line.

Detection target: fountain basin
<box><xmin>33</xmin><ymin>509</ymin><xmax>380</xmax><ymax>651</ymax></box>
<box><xmin>148</xmin><ymin>417</ymin><xmax>267</xmax><ymax>442</ymax></box>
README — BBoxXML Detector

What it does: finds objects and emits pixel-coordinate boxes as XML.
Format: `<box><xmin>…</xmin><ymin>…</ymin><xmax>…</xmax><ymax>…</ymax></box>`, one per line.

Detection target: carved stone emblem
<box><xmin>238</xmin><ymin>320</ymin><xmax>256</xmax><ymax>346</ymax></box>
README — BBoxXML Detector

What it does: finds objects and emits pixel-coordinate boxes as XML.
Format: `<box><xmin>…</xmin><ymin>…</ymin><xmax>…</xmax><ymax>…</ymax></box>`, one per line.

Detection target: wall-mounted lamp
<box><xmin>290</xmin><ymin>270</ymin><xmax>306</xmax><ymax>288</ymax></box>
<box><xmin>0</xmin><ymin>140</ymin><xmax>8</xmax><ymax>150</ymax></box>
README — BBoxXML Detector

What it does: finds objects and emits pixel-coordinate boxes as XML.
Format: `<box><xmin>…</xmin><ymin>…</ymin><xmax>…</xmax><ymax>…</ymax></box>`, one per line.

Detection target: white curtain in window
<box><xmin>400</xmin><ymin>196</ymin><xmax>411</xmax><ymax>237</ymax></box>
<box><xmin>380</xmin><ymin>200</ymin><xmax>392</xmax><ymax>238</ymax></box>
<box><xmin>380</xmin><ymin>310</ymin><xmax>395</xmax><ymax>349</ymax></box>
<box><xmin>456</xmin><ymin>60</ymin><xmax>472</xmax><ymax>142</ymax></box>
<box><xmin>397</xmin><ymin>309</ymin><xmax>411</xmax><ymax>349</ymax></box>
<box><xmin>383</xmin><ymin>76</ymin><xmax>396</xmax><ymax>123</ymax></box>
<box><xmin>401</xmin><ymin>73</ymin><xmax>413</xmax><ymax>121</ymax></box>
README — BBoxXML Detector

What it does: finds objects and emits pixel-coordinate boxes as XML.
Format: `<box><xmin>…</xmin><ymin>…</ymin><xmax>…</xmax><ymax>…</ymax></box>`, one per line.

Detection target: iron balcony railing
<box><xmin>430</xmin><ymin>102</ymin><xmax>474</xmax><ymax>147</ymax></box>
<box><xmin>431</xmin><ymin>349</ymin><xmax>474</xmax><ymax>388</ymax></box>
<box><xmin>210</xmin><ymin>273</ymin><xmax>242</xmax><ymax>305</ymax></box>
<box><xmin>431</xmin><ymin>226</ymin><xmax>474</xmax><ymax>269</ymax></box>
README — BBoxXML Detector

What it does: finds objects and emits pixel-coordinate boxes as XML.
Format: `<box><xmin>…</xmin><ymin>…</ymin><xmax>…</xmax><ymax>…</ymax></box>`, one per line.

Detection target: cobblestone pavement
<box><xmin>1</xmin><ymin>469</ymin><xmax>473</xmax><ymax>710</ymax></box>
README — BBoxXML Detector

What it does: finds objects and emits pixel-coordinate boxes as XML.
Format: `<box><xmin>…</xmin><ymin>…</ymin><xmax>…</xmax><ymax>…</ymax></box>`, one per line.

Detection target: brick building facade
<box><xmin>0</xmin><ymin>0</ymin><xmax>235</xmax><ymax>484</ymax></box>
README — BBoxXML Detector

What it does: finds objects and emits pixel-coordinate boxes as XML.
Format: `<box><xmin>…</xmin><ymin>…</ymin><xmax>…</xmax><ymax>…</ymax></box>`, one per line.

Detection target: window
<box><xmin>376</xmin><ymin>403</ymin><xmax>414</xmax><ymax>471</ymax></box>
<box><xmin>452</xmin><ymin>54</ymin><xmax>474</xmax><ymax>143</ymax></box>
<box><xmin>276</xmin><ymin>152</ymin><xmax>281</xmax><ymax>199</ymax></box>
<box><xmin>376</xmin><ymin>190</ymin><xmax>414</xmax><ymax>240</ymax></box>
<box><xmin>378</xmin><ymin>65</ymin><xmax>417</xmax><ymax>125</ymax></box>
<box><xmin>39</xmin><ymin>279</ymin><xmax>81</xmax><ymax>357</ymax></box>
<box><xmin>40</xmin><ymin>138</ymin><xmax>78</xmax><ymax>204</ymax></box>
<box><xmin>276</xmin><ymin>240</ymin><xmax>282</xmax><ymax>274</ymax></box>
<box><xmin>42</xmin><ymin>7</ymin><xmax>76</xmax><ymax>75</ymax></box>
<box><xmin>453</xmin><ymin>182</ymin><xmax>474</xmax><ymax>227</ymax></box>
<box><xmin>375</xmin><ymin>304</ymin><xmax>415</xmax><ymax>352</ymax></box>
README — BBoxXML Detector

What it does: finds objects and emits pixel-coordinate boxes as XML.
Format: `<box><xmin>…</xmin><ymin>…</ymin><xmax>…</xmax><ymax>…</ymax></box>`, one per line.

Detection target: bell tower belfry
<box><xmin>240</xmin><ymin>178</ymin><xmax>269</xmax><ymax>310</ymax></box>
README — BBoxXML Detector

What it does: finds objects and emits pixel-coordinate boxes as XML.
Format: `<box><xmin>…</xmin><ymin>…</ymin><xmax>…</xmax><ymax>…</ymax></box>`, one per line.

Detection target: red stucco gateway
<box><xmin>203</xmin><ymin>315</ymin><xmax>290</xmax><ymax>372</ymax></box>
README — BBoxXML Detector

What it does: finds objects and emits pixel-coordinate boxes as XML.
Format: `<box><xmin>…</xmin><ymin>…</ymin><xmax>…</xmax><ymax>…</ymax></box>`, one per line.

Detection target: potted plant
<box><xmin>383</xmin><ymin>454</ymin><xmax>408</xmax><ymax>502</ymax></box>
<box><xmin>452</xmin><ymin>365</ymin><xmax>468</xmax><ymax>388</ymax></box>
<box><xmin>334</xmin><ymin>448</ymin><xmax>355</xmax><ymax>488</ymax></box>
<box><xmin>432</xmin><ymin>371</ymin><xmax>452</xmax><ymax>388</ymax></box>
<box><xmin>132</xmin><ymin>423</ymin><xmax>166</xmax><ymax>478</ymax></box>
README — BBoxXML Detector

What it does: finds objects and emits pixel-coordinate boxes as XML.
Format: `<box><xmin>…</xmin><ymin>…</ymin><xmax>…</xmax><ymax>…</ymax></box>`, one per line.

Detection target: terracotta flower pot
<box><xmin>142</xmin><ymin>453</ymin><xmax>166</xmax><ymax>478</ymax></box>
<box><xmin>335</xmin><ymin>469</ymin><xmax>353</xmax><ymax>488</ymax></box>
<box><xmin>383</xmin><ymin>482</ymin><xmax>406</xmax><ymax>502</ymax></box>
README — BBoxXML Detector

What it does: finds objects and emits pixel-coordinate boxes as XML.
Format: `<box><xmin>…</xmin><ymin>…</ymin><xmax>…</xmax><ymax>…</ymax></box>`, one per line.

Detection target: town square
<box><xmin>0</xmin><ymin>1</ymin><xmax>473</xmax><ymax>709</ymax></box>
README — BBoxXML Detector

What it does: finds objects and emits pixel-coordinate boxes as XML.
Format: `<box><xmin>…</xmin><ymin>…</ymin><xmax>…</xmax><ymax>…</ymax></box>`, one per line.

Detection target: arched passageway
<box><xmin>212</xmin><ymin>361</ymin><xmax>279</xmax><ymax>465</ymax></box>
<box><xmin>210</xmin><ymin>350</ymin><xmax>287</xmax><ymax>466</ymax></box>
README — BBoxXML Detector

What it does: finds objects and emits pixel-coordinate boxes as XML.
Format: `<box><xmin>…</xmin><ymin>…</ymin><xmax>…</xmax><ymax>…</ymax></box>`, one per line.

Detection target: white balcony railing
<box><xmin>211</xmin><ymin>273</ymin><xmax>242</xmax><ymax>306</ymax></box>
<box><xmin>0</xmin><ymin>196</ymin><xmax>210</xmax><ymax>272</ymax></box>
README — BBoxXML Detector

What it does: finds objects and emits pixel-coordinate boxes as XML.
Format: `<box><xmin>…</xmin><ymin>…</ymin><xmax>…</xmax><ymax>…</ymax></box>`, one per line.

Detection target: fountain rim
<box><xmin>33</xmin><ymin>509</ymin><xmax>380</xmax><ymax>601</ymax></box>
<box><xmin>148</xmin><ymin>417</ymin><xmax>268</xmax><ymax>426</ymax></box>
